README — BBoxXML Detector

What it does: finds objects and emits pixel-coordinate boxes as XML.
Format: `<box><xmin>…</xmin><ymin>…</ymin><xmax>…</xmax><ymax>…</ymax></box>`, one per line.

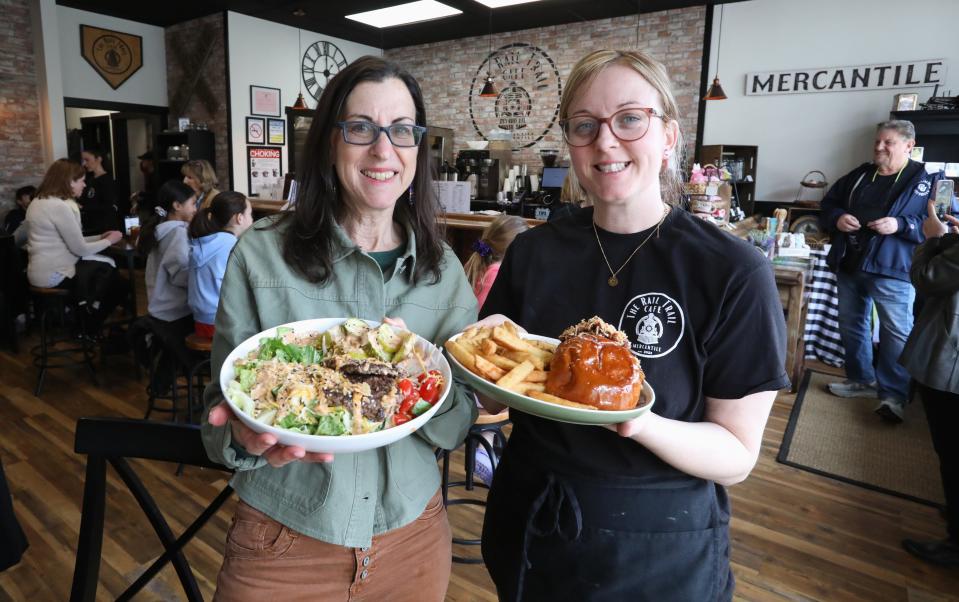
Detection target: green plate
<box><xmin>447</xmin><ymin>332</ymin><xmax>655</xmax><ymax>426</ymax></box>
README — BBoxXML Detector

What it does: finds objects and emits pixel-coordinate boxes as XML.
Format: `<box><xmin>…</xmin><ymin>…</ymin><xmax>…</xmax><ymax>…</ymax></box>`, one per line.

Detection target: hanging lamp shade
<box><xmin>480</xmin><ymin>75</ymin><xmax>498</xmax><ymax>98</ymax></box>
<box><xmin>292</xmin><ymin>92</ymin><xmax>308</xmax><ymax>109</ymax></box>
<box><xmin>703</xmin><ymin>77</ymin><xmax>727</xmax><ymax>101</ymax></box>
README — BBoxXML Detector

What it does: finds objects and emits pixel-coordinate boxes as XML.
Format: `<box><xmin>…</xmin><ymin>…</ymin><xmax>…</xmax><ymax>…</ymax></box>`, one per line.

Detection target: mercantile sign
<box><xmin>746</xmin><ymin>59</ymin><xmax>946</xmax><ymax>96</ymax></box>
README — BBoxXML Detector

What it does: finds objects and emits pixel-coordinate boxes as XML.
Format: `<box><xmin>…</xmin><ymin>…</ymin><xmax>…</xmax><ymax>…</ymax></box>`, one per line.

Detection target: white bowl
<box><xmin>466</xmin><ymin>140</ymin><xmax>489</xmax><ymax>150</ymax></box>
<box><xmin>219</xmin><ymin>318</ymin><xmax>452</xmax><ymax>454</ymax></box>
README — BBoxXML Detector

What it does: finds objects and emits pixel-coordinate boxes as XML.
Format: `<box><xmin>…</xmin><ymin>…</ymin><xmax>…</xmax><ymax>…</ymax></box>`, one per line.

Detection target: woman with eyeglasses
<box><xmin>200</xmin><ymin>56</ymin><xmax>477</xmax><ymax>601</ymax></box>
<box><xmin>475</xmin><ymin>50</ymin><xmax>789</xmax><ymax>601</ymax></box>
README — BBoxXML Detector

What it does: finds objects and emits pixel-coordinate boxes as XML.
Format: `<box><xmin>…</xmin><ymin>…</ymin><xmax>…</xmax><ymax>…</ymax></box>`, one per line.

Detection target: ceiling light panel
<box><xmin>346</xmin><ymin>1</ymin><xmax>462</xmax><ymax>28</ymax></box>
<box><xmin>473</xmin><ymin>0</ymin><xmax>543</xmax><ymax>7</ymax></box>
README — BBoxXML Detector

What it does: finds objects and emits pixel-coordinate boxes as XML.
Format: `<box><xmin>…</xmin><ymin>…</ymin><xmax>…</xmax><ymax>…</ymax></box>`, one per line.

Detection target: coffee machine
<box><xmin>456</xmin><ymin>150</ymin><xmax>501</xmax><ymax>200</ymax></box>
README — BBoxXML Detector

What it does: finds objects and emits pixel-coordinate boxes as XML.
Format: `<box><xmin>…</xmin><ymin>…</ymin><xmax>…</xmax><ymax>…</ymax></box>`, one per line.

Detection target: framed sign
<box><xmin>246</xmin><ymin>117</ymin><xmax>265</xmax><ymax>144</ymax></box>
<box><xmin>894</xmin><ymin>92</ymin><xmax>919</xmax><ymax>111</ymax></box>
<box><xmin>250</xmin><ymin>85</ymin><xmax>281</xmax><ymax>117</ymax></box>
<box><xmin>247</xmin><ymin>146</ymin><xmax>283</xmax><ymax>197</ymax></box>
<box><xmin>80</xmin><ymin>24</ymin><xmax>143</xmax><ymax>89</ymax></box>
<box><xmin>267</xmin><ymin>118</ymin><xmax>286</xmax><ymax>145</ymax></box>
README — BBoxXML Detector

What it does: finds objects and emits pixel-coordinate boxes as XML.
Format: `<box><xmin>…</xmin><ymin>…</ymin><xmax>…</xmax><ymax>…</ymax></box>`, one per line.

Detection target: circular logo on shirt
<box><xmin>619</xmin><ymin>292</ymin><xmax>685</xmax><ymax>358</ymax></box>
<box><xmin>916</xmin><ymin>180</ymin><xmax>930</xmax><ymax>196</ymax></box>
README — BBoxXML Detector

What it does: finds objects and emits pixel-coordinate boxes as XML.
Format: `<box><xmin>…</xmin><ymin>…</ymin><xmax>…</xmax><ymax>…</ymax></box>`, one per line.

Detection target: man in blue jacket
<box><xmin>819</xmin><ymin>120</ymin><xmax>944</xmax><ymax>423</ymax></box>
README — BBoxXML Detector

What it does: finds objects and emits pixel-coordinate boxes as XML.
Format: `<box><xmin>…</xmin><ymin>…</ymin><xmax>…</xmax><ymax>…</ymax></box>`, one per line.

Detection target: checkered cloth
<box><xmin>803</xmin><ymin>249</ymin><xmax>845</xmax><ymax>367</ymax></box>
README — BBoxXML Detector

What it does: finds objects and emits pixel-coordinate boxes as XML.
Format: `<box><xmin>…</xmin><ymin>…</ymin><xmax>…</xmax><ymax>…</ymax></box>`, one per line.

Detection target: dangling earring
<box><xmin>407</xmin><ymin>184</ymin><xmax>415</xmax><ymax>207</ymax></box>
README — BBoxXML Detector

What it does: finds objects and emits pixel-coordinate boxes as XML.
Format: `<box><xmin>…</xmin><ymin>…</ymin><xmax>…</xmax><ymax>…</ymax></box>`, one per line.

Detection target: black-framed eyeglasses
<box><xmin>336</xmin><ymin>120</ymin><xmax>427</xmax><ymax>148</ymax></box>
<box><xmin>559</xmin><ymin>107</ymin><xmax>667</xmax><ymax>147</ymax></box>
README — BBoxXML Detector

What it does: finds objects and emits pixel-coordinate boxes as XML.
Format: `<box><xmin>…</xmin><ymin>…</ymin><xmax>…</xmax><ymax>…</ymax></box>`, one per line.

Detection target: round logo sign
<box><xmin>468</xmin><ymin>43</ymin><xmax>562</xmax><ymax>150</ymax></box>
<box><xmin>92</xmin><ymin>35</ymin><xmax>133</xmax><ymax>74</ymax></box>
<box><xmin>619</xmin><ymin>292</ymin><xmax>686</xmax><ymax>359</ymax></box>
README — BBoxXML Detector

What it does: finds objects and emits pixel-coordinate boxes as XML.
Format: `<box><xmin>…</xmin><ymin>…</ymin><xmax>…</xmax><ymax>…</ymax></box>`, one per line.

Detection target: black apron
<box><xmin>482</xmin><ymin>438</ymin><xmax>732</xmax><ymax>602</ymax></box>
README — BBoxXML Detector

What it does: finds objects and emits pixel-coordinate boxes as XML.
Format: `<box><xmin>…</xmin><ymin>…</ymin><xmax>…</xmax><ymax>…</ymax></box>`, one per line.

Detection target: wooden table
<box><xmin>774</xmin><ymin>265</ymin><xmax>810</xmax><ymax>392</ymax></box>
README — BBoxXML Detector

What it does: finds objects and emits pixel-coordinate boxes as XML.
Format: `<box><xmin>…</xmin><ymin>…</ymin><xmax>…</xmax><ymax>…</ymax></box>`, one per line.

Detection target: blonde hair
<box><xmin>464</xmin><ymin>214</ymin><xmax>530</xmax><ymax>289</ymax></box>
<box><xmin>181</xmin><ymin>159</ymin><xmax>219</xmax><ymax>194</ymax></box>
<box><xmin>559</xmin><ymin>49</ymin><xmax>685</xmax><ymax>205</ymax></box>
<box><xmin>560</xmin><ymin>169</ymin><xmax>591</xmax><ymax>207</ymax></box>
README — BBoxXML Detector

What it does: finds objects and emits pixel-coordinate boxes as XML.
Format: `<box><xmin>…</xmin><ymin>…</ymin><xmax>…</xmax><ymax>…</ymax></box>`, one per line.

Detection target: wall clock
<box><xmin>302</xmin><ymin>41</ymin><xmax>347</xmax><ymax>101</ymax></box>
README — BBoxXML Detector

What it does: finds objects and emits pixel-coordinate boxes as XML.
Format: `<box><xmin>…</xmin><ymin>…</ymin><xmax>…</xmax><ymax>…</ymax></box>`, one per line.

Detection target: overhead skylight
<box><xmin>473</xmin><ymin>0</ymin><xmax>544</xmax><ymax>7</ymax></box>
<box><xmin>346</xmin><ymin>1</ymin><xmax>462</xmax><ymax>28</ymax></box>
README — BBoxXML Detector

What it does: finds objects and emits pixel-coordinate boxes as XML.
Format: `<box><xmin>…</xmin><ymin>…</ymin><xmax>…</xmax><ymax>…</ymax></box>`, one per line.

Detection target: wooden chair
<box><xmin>70</xmin><ymin>417</ymin><xmax>233</xmax><ymax>602</ymax></box>
<box><xmin>441</xmin><ymin>409</ymin><xmax>510</xmax><ymax>564</ymax></box>
<box><xmin>184</xmin><ymin>333</ymin><xmax>213</xmax><ymax>425</ymax></box>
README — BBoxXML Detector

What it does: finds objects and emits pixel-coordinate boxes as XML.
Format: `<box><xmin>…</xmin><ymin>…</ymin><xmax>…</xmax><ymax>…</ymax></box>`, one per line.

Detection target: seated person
<box><xmin>188</xmin><ymin>192</ymin><xmax>253</xmax><ymax>338</ymax></box>
<box><xmin>25</xmin><ymin>159</ymin><xmax>126</xmax><ymax>336</ymax></box>
<box><xmin>181</xmin><ymin>160</ymin><xmax>220</xmax><ymax>210</ymax></box>
<box><xmin>3</xmin><ymin>186</ymin><xmax>35</xmax><ymax>234</ymax></box>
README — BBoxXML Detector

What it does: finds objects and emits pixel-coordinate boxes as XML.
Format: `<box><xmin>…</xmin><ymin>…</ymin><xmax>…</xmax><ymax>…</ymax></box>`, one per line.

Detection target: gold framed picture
<box><xmin>894</xmin><ymin>93</ymin><xmax>918</xmax><ymax>111</ymax></box>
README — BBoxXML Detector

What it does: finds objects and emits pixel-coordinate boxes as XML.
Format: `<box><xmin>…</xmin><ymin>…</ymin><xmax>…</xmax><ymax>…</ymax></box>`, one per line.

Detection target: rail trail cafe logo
<box><xmin>619</xmin><ymin>293</ymin><xmax>685</xmax><ymax>359</ymax></box>
<box><xmin>468</xmin><ymin>43</ymin><xmax>562</xmax><ymax>150</ymax></box>
<box><xmin>80</xmin><ymin>25</ymin><xmax>143</xmax><ymax>90</ymax></box>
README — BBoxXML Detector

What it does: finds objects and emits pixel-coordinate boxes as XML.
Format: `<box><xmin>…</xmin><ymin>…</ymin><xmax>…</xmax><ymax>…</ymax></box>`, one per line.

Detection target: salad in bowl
<box><xmin>219</xmin><ymin>317</ymin><xmax>452</xmax><ymax>453</ymax></box>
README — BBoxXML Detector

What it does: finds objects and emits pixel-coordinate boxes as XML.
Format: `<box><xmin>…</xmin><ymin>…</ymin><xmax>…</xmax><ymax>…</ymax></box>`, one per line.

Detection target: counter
<box><xmin>250</xmin><ymin>199</ymin><xmax>543</xmax><ymax>263</ymax></box>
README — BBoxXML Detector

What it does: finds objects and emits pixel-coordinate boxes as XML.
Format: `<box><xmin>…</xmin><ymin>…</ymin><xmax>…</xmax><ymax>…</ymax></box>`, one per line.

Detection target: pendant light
<box><xmin>479</xmin><ymin>9</ymin><xmax>498</xmax><ymax>98</ymax></box>
<box><xmin>293</xmin><ymin>27</ymin><xmax>309</xmax><ymax>109</ymax></box>
<box><xmin>703</xmin><ymin>3</ymin><xmax>727</xmax><ymax>101</ymax></box>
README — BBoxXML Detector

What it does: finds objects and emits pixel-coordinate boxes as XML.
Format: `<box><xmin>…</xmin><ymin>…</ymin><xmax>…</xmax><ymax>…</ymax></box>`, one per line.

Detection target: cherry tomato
<box><xmin>398</xmin><ymin>378</ymin><xmax>415</xmax><ymax>397</ymax></box>
<box><xmin>419</xmin><ymin>378</ymin><xmax>441</xmax><ymax>404</ymax></box>
<box><xmin>399</xmin><ymin>394</ymin><xmax>418</xmax><ymax>416</ymax></box>
<box><xmin>393</xmin><ymin>413</ymin><xmax>411</xmax><ymax>425</ymax></box>
<box><xmin>417</xmin><ymin>370</ymin><xmax>442</xmax><ymax>383</ymax></box>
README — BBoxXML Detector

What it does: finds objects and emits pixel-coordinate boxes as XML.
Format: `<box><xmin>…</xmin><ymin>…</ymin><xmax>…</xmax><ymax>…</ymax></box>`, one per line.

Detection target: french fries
<box><xmin>444</xmin><ymin>322</ymin><xmax>558</xmax><ymax>397</ymax></box>
<box><xmin>528</xmin><ymin>391</ymin><xmax>595</xmax><ymax>410</ymax></box>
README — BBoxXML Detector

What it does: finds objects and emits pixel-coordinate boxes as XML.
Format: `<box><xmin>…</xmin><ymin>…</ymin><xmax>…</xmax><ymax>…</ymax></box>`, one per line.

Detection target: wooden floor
<box><xmin>1</xmin><ymin>331</ymin><xmax>958</xmax><ymax>601</ymax></box>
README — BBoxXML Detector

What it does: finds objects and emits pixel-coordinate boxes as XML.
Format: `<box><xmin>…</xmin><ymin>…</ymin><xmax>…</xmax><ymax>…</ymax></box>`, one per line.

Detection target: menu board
<box><xmin>247</xmin><ymin>146</ymin><xmax>283</xmax><ymax>198</ymax></box>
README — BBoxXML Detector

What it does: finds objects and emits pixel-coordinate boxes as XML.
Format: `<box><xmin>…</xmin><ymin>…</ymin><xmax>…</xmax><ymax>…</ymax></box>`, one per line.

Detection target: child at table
<box><xmin>464</xmin><ymin>214</ymin><xmax>529</xmax><ymax>309</ymax></box>
<box><xmin>187</xmin><ymin>192</ymin><xmax>253</xmax><ymax>338</ymax></box>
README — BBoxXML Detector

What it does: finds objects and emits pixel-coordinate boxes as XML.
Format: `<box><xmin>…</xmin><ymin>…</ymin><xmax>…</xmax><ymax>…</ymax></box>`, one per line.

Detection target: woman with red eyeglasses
<box><xmin>475</xmin><ymin>49</ymin><xmax>790</xmax><ymax>601</ymax></box>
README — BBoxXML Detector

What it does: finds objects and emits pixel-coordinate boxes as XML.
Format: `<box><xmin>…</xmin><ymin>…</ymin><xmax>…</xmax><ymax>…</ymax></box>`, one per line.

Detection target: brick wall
<box><xmin>165</xmin><ymin>13</ymin><xmax>230</xmax><ymax>189</ymax></box>
<box><xmin>386</xmin><ymin>7</ymin><xmax>704</xmax><ymax>171</ymax></box>
<box><xmin>0</xmin><ymin>0</ymin><xmax>46</xmax><ymax>216</ymax></box>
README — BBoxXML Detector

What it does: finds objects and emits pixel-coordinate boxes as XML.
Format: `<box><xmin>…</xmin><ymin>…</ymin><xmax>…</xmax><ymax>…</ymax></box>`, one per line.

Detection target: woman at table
<box><xmin>200</xmin><ymin>56</ymin><xmax>477</xmax><ymax>601</ymax></box>
<box><xmin>24</xmin><ymin>158</ymin><xmax>126</xmax><ymax>336</ymax></box>
<box><xmin>181</xmin><ymin>159</ymin><xmax>221</xmax><ymax>210</ymax></box>
<box><xmin>477</xmin><ymin>49</ymin><xmax>789</xmax><ymax>601</ymax></box>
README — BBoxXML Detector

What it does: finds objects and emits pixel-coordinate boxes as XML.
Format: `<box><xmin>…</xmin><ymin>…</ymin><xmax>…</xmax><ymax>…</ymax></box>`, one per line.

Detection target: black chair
<box><xmin>30</xmin><ymin>286</ymin><xmax>98</xmax><ymax>396</ymax></box>
<box><xmin>129</xmin><ymin>317</ymin><xmax>192</xmax><ymax>422</ymax></box>
<box><xmin>0</xmin><ymin>234</ymin><xmax>28</xmax><ymax>354</ymax></box>
<box><xmin>441</xmin><ymin>410</ymin><xmax>510</xmax><ymax>564</ymax></box>
<box><xmin>70</xmin><ymin>417</ymin><xmax>233</xmax><ymax>602</ymax></box>
<box><xmin>184</xmin><ymin>333</ymin><xmax>213</xmax><ymax>425</ymax></box>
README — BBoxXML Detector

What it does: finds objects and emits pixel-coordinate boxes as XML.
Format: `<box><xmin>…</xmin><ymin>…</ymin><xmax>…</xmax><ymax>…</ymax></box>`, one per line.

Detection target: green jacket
<box><xmin>201</xmin><ymin>215</ymin><xmax>478</xmax><ymax>547</ymax></box>
<box><xmin>899</xmin><ymin>233</ymin><xmax>959</xmax><ymax>394</ymax></box>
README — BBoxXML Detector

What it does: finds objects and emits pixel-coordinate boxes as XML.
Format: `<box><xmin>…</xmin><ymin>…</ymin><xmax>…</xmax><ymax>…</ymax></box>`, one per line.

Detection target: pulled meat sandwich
<box><xmin>545</xmin><ymin>316</ymin><xmax>645</xmax><ymax>410</ymax></box>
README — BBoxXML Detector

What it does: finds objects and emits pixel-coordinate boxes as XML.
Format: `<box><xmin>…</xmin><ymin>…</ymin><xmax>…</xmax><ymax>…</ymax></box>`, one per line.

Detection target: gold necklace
<box><xmin>593</xmin><ymin>205</ymin><xmax>669</xmax><ymax>287</ymax></box>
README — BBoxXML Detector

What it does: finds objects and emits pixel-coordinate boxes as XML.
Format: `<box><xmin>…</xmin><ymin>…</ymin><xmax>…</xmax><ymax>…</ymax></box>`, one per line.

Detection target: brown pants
<box><xmin>213</xmin><ymin>490</ymin><xmax>451</xmax><ymax>602</ymax></box>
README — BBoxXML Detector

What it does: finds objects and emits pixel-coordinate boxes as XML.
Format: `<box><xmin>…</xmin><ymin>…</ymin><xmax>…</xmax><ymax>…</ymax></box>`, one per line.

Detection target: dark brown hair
<box><xmin>189</xmin><ymin>191</ymin><xmax>248</xmax><ymax>238</ymax></box>
<box><xmin>277</xmin><ymin>55</ymin><xmax>445</xmax><ymax>285</ymax></box>
<box><xmin>35</xmin><ymin>159</ymin><xmax>85</xmax><ymax>200</ymax></box>
<box><xmin>137</xmin><ymin>180</ymin><xmax>195</xmax><ymax>255</ymax></box>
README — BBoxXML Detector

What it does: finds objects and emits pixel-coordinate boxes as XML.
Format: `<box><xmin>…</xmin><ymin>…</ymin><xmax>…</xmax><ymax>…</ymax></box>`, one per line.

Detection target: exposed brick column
<box><xmin>165</xmin><ymin>13</ymin><xmax>230</xmax><ymax>190</ymax></box>
<box><xmin>0</xmin><ymin>0</ymin><xmax>47</xmax><ymax>214</ymax></box>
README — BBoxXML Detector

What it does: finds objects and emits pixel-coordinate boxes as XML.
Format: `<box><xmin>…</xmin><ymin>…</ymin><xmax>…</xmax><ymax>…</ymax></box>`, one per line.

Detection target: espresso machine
<box><xmin>456</xmin><ymin>150</ymin><xmax>501</xmax><ymax>200</ymax></box>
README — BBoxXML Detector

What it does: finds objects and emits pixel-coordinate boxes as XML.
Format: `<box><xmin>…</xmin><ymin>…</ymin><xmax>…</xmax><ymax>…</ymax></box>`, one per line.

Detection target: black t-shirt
<box><xmin>80</xmin><ymin>173</ymin><xmax>119</xmax><ymax>235</ymax></box>
<box><xmin>481</xmin><ymin>206</ymin><xmax>790</xmax><ymax>483</ymax></box>
<box><xmin>2</xmin><ymin>208</ymin><xmax>25</xmax><ymax>234</ymax></box>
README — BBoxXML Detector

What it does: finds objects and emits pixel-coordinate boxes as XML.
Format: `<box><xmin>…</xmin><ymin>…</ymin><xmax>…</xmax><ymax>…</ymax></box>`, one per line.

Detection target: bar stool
<box><xmin>29</xmin><ymin>286</ymin><xmax>97</xmax><ymax>396</ymax></box>
<box><xmin>441</xmin><ymin>409</ymin><xmax>510</xmax><ymax>564</ymax></box>
<box><xmin>184</xmin><ymin>333</ymin><xmax>213</xmax><ymax>425</ymax></box>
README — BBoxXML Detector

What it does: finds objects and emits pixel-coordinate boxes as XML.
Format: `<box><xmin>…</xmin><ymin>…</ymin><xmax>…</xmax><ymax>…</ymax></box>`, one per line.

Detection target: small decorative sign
<box><xmin>80</xmin><ymin>25</ymin><xmax>143</xmax><ymax>89</ymax></box>
<box><xmin>250</xmin><ymin>85</ymin><xmax>281</xmax><ymax>117</ymax></box>
<box><xmin>746</xmin><ymin>59</ymin><xmax>946</xmax><ymax>96</ymax></box>
<box><xmin>468</xmin><ymin>43</ymin><xmax>562</xmax><ymax>150</ymax></box>
<box><xmin>247</xmin><ymin>146</ymin><xmax>283</xmax><ymax>198</ymax></box>
<box><xmin>267</xmin><ymin>118</ymin><xmax>286</xmax><ymax>145</ymax></box>
<box><xmin>246</xmin><ymin>117</ymin><xmax>265</xmax><ymax>144</ymax></box>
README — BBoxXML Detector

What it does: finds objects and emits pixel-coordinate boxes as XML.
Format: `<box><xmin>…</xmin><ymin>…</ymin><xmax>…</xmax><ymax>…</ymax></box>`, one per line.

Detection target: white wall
<box><xmin>56</xmin><ymin>6</ymin><xmax>167</xmax><ymax>106</ymax></box>
<box><xmin>703</xmin><ymin>0</ymin><xmax>959</xmax><ymax>203</ymax></box>
<box><xmin>31</xmin><ymin>0</ymin><xmax>68</xmax><ymax>162</ymax></box>
<box><xmin>227</xmin><ymin>12</ymin><xmax>382</xmax><ymax>196</ymax></box>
